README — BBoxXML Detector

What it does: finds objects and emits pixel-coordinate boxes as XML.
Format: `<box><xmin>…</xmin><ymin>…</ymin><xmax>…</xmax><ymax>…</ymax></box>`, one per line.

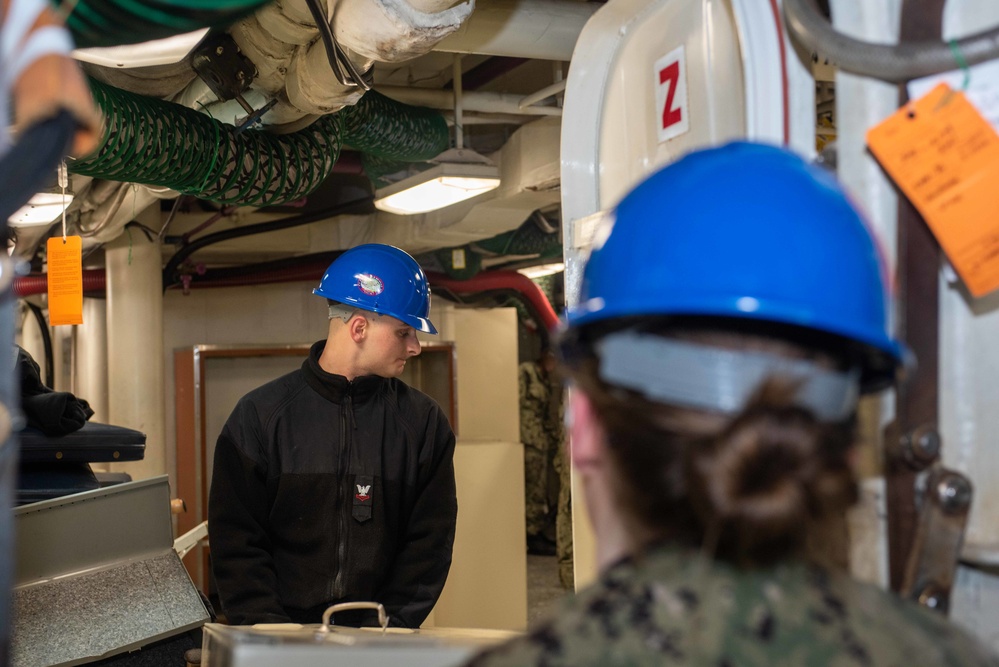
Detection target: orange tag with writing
<box><xmin>867</xmin><ymin>83</ymin><xmax>999</xmax><ymax>297</ymax></box>
<box><xmin>46</xmin><ymin>236</ymin><xmax>83</xmax><ymax>326</ymax></box>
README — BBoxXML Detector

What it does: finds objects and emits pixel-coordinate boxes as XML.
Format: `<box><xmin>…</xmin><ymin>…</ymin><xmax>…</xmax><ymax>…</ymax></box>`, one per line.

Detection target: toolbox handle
<box><xmin>320</xmin><ymin>602</ymin><xmax>388</xmax><ymax>633</ymax></box>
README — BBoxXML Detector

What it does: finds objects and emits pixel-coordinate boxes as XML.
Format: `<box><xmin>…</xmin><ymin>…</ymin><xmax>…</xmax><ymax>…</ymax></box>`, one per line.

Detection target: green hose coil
<box><xmin>340</xmin><ymin>91</ymin><xmax>449</xmax><ymax>162</ymax></box>
<box><xmin>474</xmin><ymin>221</ymin><xmax>562</xmax><ymax>258</ymax></box>
<box><xmin>71</xmin><ymin>82</ymin><xmax>449</xmax><ymax>206</ymax></box>
<box><xmin>57</xmin><ymin>0</ymin><xmax>272</xmax><ymax>48</ymax></box>
<box><xmin>72</xmin><ymin>78</ymin><xmax>343</xmax><ymax>206</ymax></box>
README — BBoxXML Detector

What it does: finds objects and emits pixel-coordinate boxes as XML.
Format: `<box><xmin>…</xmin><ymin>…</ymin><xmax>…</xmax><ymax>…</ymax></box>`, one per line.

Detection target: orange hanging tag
<box><xmin>867</xmin><ymin>83</ymin><xmax>999</xmax><ymax>298</ymax></box>
<box><xmin>46</xmin><ymin>236</ymin><xmax>83</xmax><ymax>326</ymax></box>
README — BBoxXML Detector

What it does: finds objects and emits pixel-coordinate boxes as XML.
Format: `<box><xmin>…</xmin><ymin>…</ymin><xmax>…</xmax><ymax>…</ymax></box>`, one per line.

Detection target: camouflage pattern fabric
<box><xmin>464</xmin><ymin>546</ymin><xmax>998</xmax><ymax>667</ymax></box>
<box><xmin>519</xmin><ymin>361</ymin><xmax>564</xmax><ymax>539</ymax></box>
<box><xmin>554</xmin><ymin>439</ymin><xmax>573</xmax><ymax>589</ymax></box>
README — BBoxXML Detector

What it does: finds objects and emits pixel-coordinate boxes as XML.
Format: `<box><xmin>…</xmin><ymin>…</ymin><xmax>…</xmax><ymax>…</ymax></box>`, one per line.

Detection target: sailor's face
<box><xmin>361</xmin><ymin>315</ymin><xmax>422</xmax><ymax>378</ymax></box>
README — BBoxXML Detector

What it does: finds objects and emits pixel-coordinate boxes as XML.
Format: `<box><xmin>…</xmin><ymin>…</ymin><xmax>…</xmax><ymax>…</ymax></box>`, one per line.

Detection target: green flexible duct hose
<box><xmin>58</xmin><ymin>0</ymin><xmax>272</xmax><ymax>48</ymax></box>
<box><xmin>72</xmin><ymin>78</ymin><xmax>343</xmax><ymax>206</ymax></box>
<box><xmin>474</xmin><ymin>223</ymin><xmax>561</xmax><ymax>257</ymax></box>
<box><xmin>340</xmin><ymin>91</ymin><xmax>450</xmax><ymax>162</ymax></box>
<box><xmin>71</xmin><ymin>83</ymin><xmax>448</xmax><ymax>206</ymax></box>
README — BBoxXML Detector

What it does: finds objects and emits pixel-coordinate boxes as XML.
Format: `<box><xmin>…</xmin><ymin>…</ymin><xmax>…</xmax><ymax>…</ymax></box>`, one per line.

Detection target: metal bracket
<box><xmin>900</xmin><ymin>465</ymin><xmax>973</xmax><ymax>614</ymax></box>
<box><xmin>191</xmin><ymin>32</ymin><xmax>257</xmax><ymax>102</ymax></box>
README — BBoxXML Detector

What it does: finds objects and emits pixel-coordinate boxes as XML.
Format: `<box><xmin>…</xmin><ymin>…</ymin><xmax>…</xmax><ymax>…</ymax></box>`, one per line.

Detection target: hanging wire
<box><xmin>947</xmin><ymin>39</ymin><xmax>972</xmax><ymax>91</ymax></box>
<box><xmin>58</xmin><ymin>161</ymin><xmax>69</xmax><ymax>242</ymax></box>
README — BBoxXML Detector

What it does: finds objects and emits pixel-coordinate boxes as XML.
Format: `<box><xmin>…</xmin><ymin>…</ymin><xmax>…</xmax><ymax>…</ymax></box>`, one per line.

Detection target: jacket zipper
<box><xmin>333</xmin><ymin>391</ymin><xmax>351</xmax><ymax>599</ymax></box>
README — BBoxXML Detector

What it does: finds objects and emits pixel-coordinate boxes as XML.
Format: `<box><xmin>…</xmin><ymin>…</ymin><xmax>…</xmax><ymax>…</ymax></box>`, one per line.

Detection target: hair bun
<box><xmin>687</xmin><ymin>397</ymin><xmax>825</xmax><ymax>563</ymax></box>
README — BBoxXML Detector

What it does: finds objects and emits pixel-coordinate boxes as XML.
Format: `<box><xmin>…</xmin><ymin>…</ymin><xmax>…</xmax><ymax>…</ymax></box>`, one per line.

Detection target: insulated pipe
<box><xmin>783</xmin><ymin>0</ymin><xmax>999</xmax><ymax>83</ymax></box>
<box><xmin>333</xmin><ymin>0</ymin><xmax>474</xmax><ymax>62</ymax></box>
<box><xmin>427</xmin><ymin>270</ymin><xmax>559</xmax><ymax>331</ymax></box>
<box><xmin>16</xmin><ymin>266</ymin><xmax>560</xmax><ymax>337</ymax></box>
<box><xmin>378</xmin><ymin>86</ymin><xmax>562</xmax><ymax>116</ymax></box>
<box><xmin>519</xmin><ymin>80</ymin><xmax>566</xmax><ymax>109</ymax></box>
<box><xmin>106</xmin><ymin>215</ymin><xmax>167</xmax><ymax>481</ymax></box>
<box><xmin>77</xmin><ymin>298</ymin><xmax>109</xmax><ymax>424</ymax></box>
<box><xmin>434</xmin><ymin>0</ymin><xmax>600</xmax><ymax>61</ymax></box>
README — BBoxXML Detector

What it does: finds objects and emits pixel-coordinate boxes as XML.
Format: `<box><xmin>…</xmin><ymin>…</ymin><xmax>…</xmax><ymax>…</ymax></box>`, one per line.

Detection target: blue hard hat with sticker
<box><xmin>566</xmin><ymin>141</ymin><xmax>906</xmax><ymax>392</ymax></box>
<box><xmin>314</xmin><ymin>243</ymin><xmax>436</xmax><ymax>334</ymax></box>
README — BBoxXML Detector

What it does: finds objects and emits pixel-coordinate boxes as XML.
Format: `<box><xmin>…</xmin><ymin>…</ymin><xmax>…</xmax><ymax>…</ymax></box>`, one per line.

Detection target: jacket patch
<box><xmin>353</xmin><ymin>475</ymin><xmax>373</xmax><ymax>523</ymax></box>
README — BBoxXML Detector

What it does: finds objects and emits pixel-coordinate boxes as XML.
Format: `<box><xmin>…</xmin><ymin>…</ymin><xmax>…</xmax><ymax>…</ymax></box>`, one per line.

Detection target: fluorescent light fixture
<box><xmin>374</xmin><ymin>162</ymin><xmax>500</xmax><ymax>215</ymax></box>
<box><xmin>9</xmin><ymin>192</ymin><xmax>73</xmax><ymax>227</ymax></box>
<box><xmin>518</xmin><ymin>262</ymin><xmax>565</xmax><ymax>279</ymax></box>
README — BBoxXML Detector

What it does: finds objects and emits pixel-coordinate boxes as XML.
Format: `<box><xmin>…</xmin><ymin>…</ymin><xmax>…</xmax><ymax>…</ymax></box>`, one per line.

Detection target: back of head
<box><xmin>560</xmin><ymin>141</ymin><xmax>906</xmax><ymax>567</ymax></box>
<box><xmin>313</xmin><ymin>243</ymin><xmax>437</xmax><ymax>334</ymax></box>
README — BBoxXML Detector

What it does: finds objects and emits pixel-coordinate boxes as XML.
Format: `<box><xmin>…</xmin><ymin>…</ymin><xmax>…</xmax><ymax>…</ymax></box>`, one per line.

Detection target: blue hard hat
<box><xmin>567</xmin><ymin>141</ymin><xmax>906</xmax><ymax>392</ymax></box>
<box><xmin>314</xmin><ymin>243</ymin><xmax>437</xmax><ymax>334</ymax></box>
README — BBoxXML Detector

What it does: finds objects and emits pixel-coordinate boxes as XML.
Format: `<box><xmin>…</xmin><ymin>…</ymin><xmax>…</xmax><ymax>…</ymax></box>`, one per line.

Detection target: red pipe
<box><xmin>427</xmin><ymin>270</ymin><xmax>560</xmax><ymax>332</ymax></box>
<box><xmin>15</xmin><ymin>266</ymin><xmax>562</xmax><ymax>334</ymax></box>
<box><xmin>14</xmin><ymin>269</ymin><xmax>107</xmax><ymax>297</ymax></box>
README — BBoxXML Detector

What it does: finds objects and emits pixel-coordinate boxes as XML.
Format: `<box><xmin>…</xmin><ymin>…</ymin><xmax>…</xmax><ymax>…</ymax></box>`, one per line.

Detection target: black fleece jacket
<box><xmin>209</xmin><ymin>340</ymin><xmax>457</xmax><ymax>628</ymax></box>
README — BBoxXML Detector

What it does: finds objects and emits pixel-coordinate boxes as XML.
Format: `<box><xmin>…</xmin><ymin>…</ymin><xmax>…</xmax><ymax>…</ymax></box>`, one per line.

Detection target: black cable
<box><xmin>303</xmin><ymin>0</ymin><xmax>370</xmax><ymax>90</ymax></box>
<box><xmin>186</xmin><ymin>250</ymin><xmax>345</xmax><ymax>283</ymax></box>
<box><xmin>124</xmin><ymin>221</ymin><xmax>157</xmax><ymax>242</ymax></box>
<box><xmin>161</xmin><ymin>197</ymin><xmax>373</xmax><ymax>289</ymax></box>
<box><xmin>24</xmin><ymin>302</ymin><xmax>54</xmax><ymax>389</ymax></box>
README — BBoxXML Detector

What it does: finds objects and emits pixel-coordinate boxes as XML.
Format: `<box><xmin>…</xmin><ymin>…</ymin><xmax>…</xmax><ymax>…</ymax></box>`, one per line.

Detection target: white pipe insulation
<box><xmin>434</xmin><ymin>0</ymin><xmax>599</xmax><ymax>61</ymax></box>
<box><xmin>227</xmin><ymin>0</ymin><xmax>474</xmax><ymax>119</ymax></box>
<box><xmin>378</xmin><ymin>85</ymin><xmax>562</xmax><ymax>115</ymax></box>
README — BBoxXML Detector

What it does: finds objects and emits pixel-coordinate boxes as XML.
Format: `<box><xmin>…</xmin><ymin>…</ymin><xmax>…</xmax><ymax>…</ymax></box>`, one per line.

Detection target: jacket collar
<box><xmin>302</xmin><ymin>340</ymin><xmax>387</xmax><ymax>405</ymax></box>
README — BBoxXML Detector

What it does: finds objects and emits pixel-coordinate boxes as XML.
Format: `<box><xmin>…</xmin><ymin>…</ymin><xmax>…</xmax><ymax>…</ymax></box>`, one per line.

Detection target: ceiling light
<box><xmin>374</xmin><ymin>162</ymin><xmax>500</xmax><ymax>215</ymax></box>
<box><xmin>518</xmin><ymin>262</ymin><xmax>565</xmax><ymax>279</ymax></box>
<box><xmin>8</xmin><ymin>192</ymin><xmax>73</xmax><ymax>227</ymax></box>
<box><xmin>374</xmin><ymin>147</ymin><xmax>501</xmax><ymax>215</ymax></box>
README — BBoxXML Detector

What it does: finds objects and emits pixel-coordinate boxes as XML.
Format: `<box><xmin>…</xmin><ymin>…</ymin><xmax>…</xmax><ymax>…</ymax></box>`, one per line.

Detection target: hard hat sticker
<box><xmin>356</xmin><ymin>273</ymin><xmax>384</xmax><ymax>296</ymax></box>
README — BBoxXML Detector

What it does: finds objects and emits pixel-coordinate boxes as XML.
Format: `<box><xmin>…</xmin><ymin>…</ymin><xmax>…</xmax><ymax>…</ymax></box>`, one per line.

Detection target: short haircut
<box><xmin>327</xmin><ymin>301</ymin><xmax>362</xmax><ymax>323</ymax></box>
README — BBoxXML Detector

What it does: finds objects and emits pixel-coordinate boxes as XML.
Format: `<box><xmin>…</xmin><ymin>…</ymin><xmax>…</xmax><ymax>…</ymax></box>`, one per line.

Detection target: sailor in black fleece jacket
<box><xmin>208</xmin><ymin>244</ymin><xmax>457</xmax><ymax>628</ymax></box>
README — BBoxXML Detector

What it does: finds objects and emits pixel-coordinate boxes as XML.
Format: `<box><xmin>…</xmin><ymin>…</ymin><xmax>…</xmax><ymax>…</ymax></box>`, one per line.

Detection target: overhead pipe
<box><xmin>229</xmin><ymin>0</ymin><xmax>474</xmax><ymax>119</ymax></box>
<box><xmin>783</xmin><ymin>0</ymin><xmax>999</xmax><ymax>83</ymax></box>
<box><xmin>333</xmin><ymin>0</ymin><xmax>474</xmax><ymax>62</ymax></box>
<box><xmin>378</xmin><ymin>86</ymin><xmax>562</xmax><ymax>116</ymax></box>
<box><xmin>434</xmin><ymin>0</ymin><xmax>600</xmax><ymax>61</ymax></box>
<box><xmin>519</xmin><ymin>80</ymin><xmax>566</xmax><ymax>109</ymax></box>
<box><xmin>161</xmin><ymin>198</ymin><xmax>374</xmax><ymax>289</ymax></box>
<box><xmin>446</xmin><ymin>57</ymin><xmax>529</xmax><ymax>90</ymax></box>
<box><xmin>15</xmin><ymin>264</ymin><xmax>560</xmax><ymax>333</ymax></box>
<box><xmin>15</xmin><ymin>270</ymin><xmax>107</xmax><ymax>297</ymax></box>
<box><xmin>427</xmin><ymin>270</ymin><xmax>559</xmax><ymax>331</ymax></box>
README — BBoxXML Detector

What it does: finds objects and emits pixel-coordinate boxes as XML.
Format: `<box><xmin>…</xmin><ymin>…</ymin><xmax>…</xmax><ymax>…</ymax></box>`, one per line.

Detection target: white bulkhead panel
<box><xmin>560</xmin><ymin>0</ymin><xmax>814</xmax><ymax>586</ymax></box>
